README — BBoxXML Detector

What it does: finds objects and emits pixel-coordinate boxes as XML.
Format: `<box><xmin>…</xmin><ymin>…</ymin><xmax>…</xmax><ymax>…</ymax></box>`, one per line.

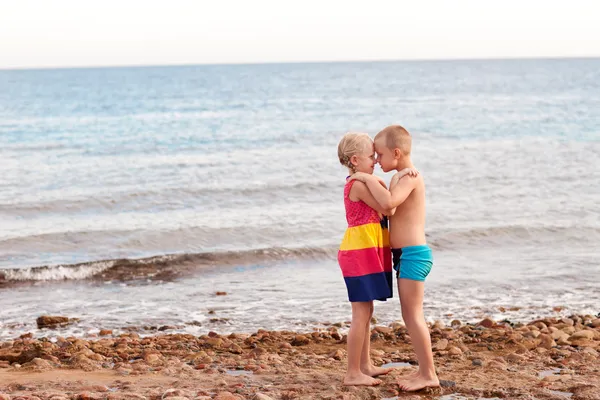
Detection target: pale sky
<box><xmin>1</xmin><ymin>0</ymin><xmax>599</xmax><ymax>69</ymax></box>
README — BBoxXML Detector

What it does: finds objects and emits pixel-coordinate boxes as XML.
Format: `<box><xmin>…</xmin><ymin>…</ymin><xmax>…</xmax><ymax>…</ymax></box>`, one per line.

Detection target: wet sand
<box><xmin>1</xmin><ymin>314</ymin><xmax>599</xmax><ymax>400</ymax></box>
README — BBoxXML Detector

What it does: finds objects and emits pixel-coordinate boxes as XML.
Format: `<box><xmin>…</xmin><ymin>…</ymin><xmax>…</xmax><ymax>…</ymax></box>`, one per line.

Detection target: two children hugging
<box><xmin>337</xmin><ymin>125</ymin><xmax>439</xmax><ymax>392</ymax></box>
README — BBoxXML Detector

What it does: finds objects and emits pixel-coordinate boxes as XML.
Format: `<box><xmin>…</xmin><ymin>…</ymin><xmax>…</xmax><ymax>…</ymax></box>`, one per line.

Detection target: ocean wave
<box><xmin>428</xmin><ymin>224</ymin><xmax>600</xmax><ymax>249</ymax></box>
<box><xmin>0</xmin><ymin>246</ymin><xmax>336</xmax><ymax>284</ymax></box>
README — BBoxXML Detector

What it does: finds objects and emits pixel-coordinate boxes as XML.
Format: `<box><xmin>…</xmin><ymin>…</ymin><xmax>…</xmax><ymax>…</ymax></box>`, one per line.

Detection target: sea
<box><xmin>0</xmin><ymin>58</ymin><xmax>598</xmax><ymax>340</ymax></box>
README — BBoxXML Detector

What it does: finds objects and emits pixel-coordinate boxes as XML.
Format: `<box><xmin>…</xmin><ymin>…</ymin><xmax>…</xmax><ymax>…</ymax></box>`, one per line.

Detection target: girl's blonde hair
<box><xmin>337</xmin><ymin>132</ymin><xmax>372</xmax><ymax>173</ymax></box>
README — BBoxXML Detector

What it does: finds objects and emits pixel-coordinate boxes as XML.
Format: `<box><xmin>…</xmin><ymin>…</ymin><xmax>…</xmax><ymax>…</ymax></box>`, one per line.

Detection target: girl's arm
<box><xmin>350</xmin><ymin>181</ymin><xmax>395</xmax><ymax>216</ymax></box>
<box><xmin>350</xmin><ymin>169</ymin><xmax>418</xmax><ymax>210</ymax></box>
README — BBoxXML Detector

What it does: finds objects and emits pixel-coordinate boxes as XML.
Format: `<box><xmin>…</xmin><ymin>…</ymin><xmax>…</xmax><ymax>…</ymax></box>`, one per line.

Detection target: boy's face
<box><xmin>374</xmin><ymin>138</ymin><xmax>397</xmax><ymax>172</ymax></box>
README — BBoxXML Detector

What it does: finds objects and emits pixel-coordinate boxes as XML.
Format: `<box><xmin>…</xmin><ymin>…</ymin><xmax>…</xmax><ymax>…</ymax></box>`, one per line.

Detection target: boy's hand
<box><xmin>390</xmin><ymin>168</ymin><xmax>419</xmax><ymax>188</ymax></box>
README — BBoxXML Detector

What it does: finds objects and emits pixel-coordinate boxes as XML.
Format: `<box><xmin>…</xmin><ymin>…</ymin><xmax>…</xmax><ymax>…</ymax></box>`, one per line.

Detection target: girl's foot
<box><xmin>361</xmin><ymin>364</ymin><xmax>392</xmax><ymax>377</ymax></box>
<box><xmin>344</xmin><ymin>372</ymin><xmax>383</xmax><ymax>386</ymax></box>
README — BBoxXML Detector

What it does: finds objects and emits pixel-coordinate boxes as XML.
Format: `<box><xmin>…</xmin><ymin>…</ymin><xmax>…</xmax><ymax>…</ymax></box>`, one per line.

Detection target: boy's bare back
<box><xmin>388</xmin><ymin>174</ymin><xmax>426</xmax><ymax>249</ymax></box>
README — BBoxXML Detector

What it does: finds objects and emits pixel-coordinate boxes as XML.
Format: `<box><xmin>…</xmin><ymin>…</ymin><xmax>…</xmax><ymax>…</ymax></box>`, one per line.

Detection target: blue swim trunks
<box><xmin>392</xmin><ymin>245</ymin><xmax>433</xmax><ymax>281</ymax></box>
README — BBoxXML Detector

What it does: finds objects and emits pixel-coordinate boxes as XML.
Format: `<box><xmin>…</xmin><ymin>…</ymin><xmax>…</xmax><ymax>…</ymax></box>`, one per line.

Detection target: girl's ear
<box><xmin>350</xmin><ymin>154</ymin><xmax>359</xmax><ymax>166</ymax></box>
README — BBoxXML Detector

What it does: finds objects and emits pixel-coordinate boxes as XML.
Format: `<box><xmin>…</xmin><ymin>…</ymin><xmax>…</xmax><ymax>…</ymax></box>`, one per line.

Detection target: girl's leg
<box><xmin>344</xmin><ymin>301</ymin><xmax>382</xmax><ymax>386</ymax></box>
<box><xmin>360</xmin><ymin>302</ymin><xmax>391</xmax><ymax>377</ymax></box>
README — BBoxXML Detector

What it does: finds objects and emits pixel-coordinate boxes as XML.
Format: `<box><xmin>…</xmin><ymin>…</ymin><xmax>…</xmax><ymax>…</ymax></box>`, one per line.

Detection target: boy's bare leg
<box><xmin>397</xmin><ymin>279</ymin><xmax>440</xmax><ymax>391</ymax></box>
<box><xmin>344</xmin><ymin>301</ymin><xmax>382</xmax><ymax>386</ymax></box>
<box><xmin>360</xmin><ymin>302</ymin><xmax>391</xmax><ymax>377</ymax></box>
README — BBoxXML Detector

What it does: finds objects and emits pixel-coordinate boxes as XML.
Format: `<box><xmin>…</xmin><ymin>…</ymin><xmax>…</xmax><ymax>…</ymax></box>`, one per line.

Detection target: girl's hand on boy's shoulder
<box><xmin>348</xmin><ymin>172</ymin><xmax>371</xmax><ymax>183</ymax></box>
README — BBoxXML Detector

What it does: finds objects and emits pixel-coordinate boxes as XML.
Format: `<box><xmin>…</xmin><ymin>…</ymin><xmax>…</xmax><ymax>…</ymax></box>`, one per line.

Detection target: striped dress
<box><xmin>338</xmin><ymin>179</ymin><xmax>393</xmax><ymax>302</ymax></box>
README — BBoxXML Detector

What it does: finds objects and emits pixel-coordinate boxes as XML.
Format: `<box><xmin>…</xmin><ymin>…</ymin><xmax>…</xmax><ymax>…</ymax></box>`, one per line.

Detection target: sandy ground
<box><xmin>1</xmin><ymin>314</ymin><xmax>599</xmax><ymax>399</ymax></box>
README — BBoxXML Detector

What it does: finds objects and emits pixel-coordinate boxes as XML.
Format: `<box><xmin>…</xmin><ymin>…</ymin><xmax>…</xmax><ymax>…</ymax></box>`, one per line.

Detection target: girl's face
<box><xmin>351</xmin><ymin>143</ymin><xmax>376</xmax><ymax>174</ymax></box>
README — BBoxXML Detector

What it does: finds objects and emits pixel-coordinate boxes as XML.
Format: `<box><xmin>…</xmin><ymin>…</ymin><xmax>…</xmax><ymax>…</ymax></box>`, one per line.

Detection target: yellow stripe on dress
<box><xmin>339</xmin><ymin>223</ymin><xmax>389</xmax><ymax>251</ymax></box>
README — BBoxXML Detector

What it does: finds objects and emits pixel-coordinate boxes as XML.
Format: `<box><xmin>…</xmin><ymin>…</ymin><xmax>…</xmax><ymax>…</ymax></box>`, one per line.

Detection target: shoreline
<box><xmin>1</xmin><ymin>314</ymin><xmax>599</xmax><ymax>399</ymax></box>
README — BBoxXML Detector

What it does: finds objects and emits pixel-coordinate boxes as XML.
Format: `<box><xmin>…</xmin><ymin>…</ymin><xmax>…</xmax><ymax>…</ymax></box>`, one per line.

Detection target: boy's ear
<box><xmin>393</xmin><ymin>148</ymin><xmax>402</xmax><ymax>159</ymax></box>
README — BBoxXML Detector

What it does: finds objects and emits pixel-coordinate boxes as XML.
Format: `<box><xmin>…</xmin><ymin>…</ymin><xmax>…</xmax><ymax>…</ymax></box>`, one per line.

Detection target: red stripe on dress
<box><xmin>338</xmin><ymin>247</ymin><xmax>392</xmax><ymax>277</ymax></box>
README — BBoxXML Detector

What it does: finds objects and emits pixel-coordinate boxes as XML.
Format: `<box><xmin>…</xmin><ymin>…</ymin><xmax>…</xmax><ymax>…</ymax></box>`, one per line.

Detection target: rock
<box><xmin>538</xmin><ymin>334</ymin><xmax>557</xmax><ymax>349</ymax></box>
<box><xmin>36</xmin><ymin>315</ymin><xmax>75</xmax><ymax>329</ymax></box>
<box><xmin>291</xmin><ymin>335</ymin><xmax>310</xmax><ymax>346</ymax></box>
<box><xmin>433</xmin><ymin>339</ymin><xmax>449</xmax><ymax>351</ymax></box>
<box><xmin>478</xmin><ymin>318</ymin><xmax>495</xmax><ymax>328</ymax></box>
<box><xmin>561</xmin><ymin>317</ymin><xmax>575</xmax><ymax>326</ymax></box>
<box><xmin>216</xmin><ymin>291</ymin><xmax>227</xmax><ymax>296</ymax></box>
<box><xmin>432</xmin><ymin>320</ymin><xmax>446</xmax><ymax>329</ymax></box>
<box><xmin>569</xmin><ymin>330</ymin><xmax>594</xmax><ymax>340</ymax></box>
<box><xmin>373</xmin><ymin>326</ymin><xmax>392</xmax><ymax>334</ymax></box>
<box><xmin>162</xmin><ymin>389</ymin><xmax>192</xmax><ymax>398</ymax></box>
<box><xmin>76</xmin><ymin>392</ymin><xmax>102</xmax><ymax>400</ymax></box>
<box><xmin>99</xmin><ymin>329</ymin><xmax>112</xmax><ymax>336</ymax></box>
<box><xmin>206</xmin><ymin>337</ymin><xmax>223</xmax><ymax>348</ymax></box>
<box><xmin>229</xmin><ymin>344</ymin><xmax>243</xmax><ymax>354</ymax></box>
<box><xmin>552</xmin><ymin>330</ymin><xmax>570</xmax><ymax>341</ymax></box>
<box><xmin>22</xmin><ymin>357</ymin><xmax>53</xmax><ymax>371</ymax></box>
<box><xmin>439</xmin><ymin>380</ymin><xmax>456</xmax><ymax>388</ymax></box>
<box><xmin>254</xmin><ymin>394</ymin><xmax>275</xmax><ymax>400</ymax></box>
<box><xmin>506</xmin><ymin>353</ymin><xmax>526</xmax><ymax>363</ymax></box>
<box><xmin>215</xmin><ymin>392</ymin><xmax>241</xmax><ymax>400</ymax></box>
<box><xmin>523</xmin><ymin>330</ymin><xmax>541</xmax><ymax>338</ymax></box>
<box><xmin>488</xmin><ymin>360</ymin><xmax>506</xmax><ymax>370</ymax></box>
<box><xmin>329</xmin><ymin>349</ymin><xmax>344</xmax><ymax>360</ymax></box>
<box><xmin>0</xmin><ymin>395</ymin><xmax>10</xmax><ymax>400</ymax></box>
<box><xmin>448</xmin><ymin>347</ymin><xmax>463</xmax><ymax>356</ymax></box>
<box><xmin>472</xmin><ymin>358</ymin><xmax>484</xmax><ymax>366</ymax></box>
<box><xmin>591</xmin><ymin>318</ymin><xmax>600</xmax><ymax>328</ymax></box>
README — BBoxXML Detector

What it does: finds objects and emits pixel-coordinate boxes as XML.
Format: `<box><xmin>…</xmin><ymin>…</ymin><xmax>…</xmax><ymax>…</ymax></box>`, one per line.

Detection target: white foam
<box><xmin>2</xmin><ymin>260</ymin><xmax>115</xmax><ymax>281</ymax></box>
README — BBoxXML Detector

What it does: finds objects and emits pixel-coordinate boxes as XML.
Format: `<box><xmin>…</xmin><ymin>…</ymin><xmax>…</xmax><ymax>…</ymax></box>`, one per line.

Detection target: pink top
<box><xmin>343</xmin><ymin>180</ymin><xmax>380</xmax><ymax>227</ymax></box>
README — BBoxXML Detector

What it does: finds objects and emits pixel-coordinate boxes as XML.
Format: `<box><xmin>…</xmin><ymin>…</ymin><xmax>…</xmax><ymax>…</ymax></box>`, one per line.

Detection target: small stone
<box><xmin>506</xmin><ymin>353</ymin><xmax>526</xmax><ymax>363</ymax></box>
<box><xmin>291</xmin><ymin>335</ymin><xmax>310</xmax><ymax>346</ymax></box>
<box><xmin>99</xmin><ymin>329</ymin><xmax>112</xmax><ymax>336</ymax></box>
<box><xmin>432</xmin><ymin>320</ymin><xmax>446</xmax><ymax>329</ymax></box>
<box><xmin>215</xmin><ymin>392</ymin><xmax>240</xmax><ymax>400</ymax></box>
<box><xmin>254</xmin><ymin>394</ymin><xmax>275</xmax><ymax>400</ymax></box>
<box><xmin>216</xmin><ymin>291</ymin><xmax>227</xmax><ymax>296</ymax></box>
<box><xmin>448</xmin><ymin>347</ymin><xmax>462</xmax><ymax>356</ymax></box>
<box><xmin>36</xmin><ymin>315</ymin><xmax>72</xmax><ymax>329</ymax></box>
<box><xmin>478</xmin><ymin>318</ymin><xmax>495</xmax><ymax>328</ymax></box>
<box><xmin>433</xmin><ymin>339</ymin><xmax>449</xmax><ymax>351</ymax></box>
<box><xmin>329</xmin><ymin>349</ymin><xmax>344</xmax><ymax>360</ymax></box>
<box><xmin>569</xmin><ymin>330</ymin><xmax>594</xmax><ymax>340</ymax></box>
<box><xmin>561</xmin><ymin>318</ymin><xmax>575</xmax><ymax>326</ymax></box>
<box><xmin>450</xmin><ymin>319</ymin><xmax>462</xmax><ymax>327</ymax></box>
<box><xmin>472</xmin><ymin>359</ymin><xmax>484</xmax><ymax>366</ymax></box>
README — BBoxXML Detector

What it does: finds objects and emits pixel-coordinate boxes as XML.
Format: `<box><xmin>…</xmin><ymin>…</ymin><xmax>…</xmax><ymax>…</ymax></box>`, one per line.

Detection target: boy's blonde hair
<box><xmin>375</xmin><ymin>125</ymin><xmax>411</xmax><ymax>156</ymax></box>
<box><xmin>337</xmin><ymin>132</ymin><xmax>372</xmax><ymax>173</ymax></box>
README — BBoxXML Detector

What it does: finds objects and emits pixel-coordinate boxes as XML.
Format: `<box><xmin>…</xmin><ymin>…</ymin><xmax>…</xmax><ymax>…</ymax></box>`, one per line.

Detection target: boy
<box><xmin>350</xmin><ymin>125</ymin><xmax>439</xmax><ymax>392</ymax></box>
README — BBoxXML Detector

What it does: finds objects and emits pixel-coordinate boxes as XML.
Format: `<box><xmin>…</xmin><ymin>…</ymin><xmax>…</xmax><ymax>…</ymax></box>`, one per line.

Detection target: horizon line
<box><xmin>1</xmin><ymin>54</ymin><xmax>600</xmax><ymax>72</ymax></box>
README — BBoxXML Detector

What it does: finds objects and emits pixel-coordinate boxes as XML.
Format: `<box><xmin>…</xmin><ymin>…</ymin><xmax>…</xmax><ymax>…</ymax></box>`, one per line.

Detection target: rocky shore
<box><xmin>1</xmin><ymin>314</ymin><xmax>599</xmax><ymax>400</ymax></box>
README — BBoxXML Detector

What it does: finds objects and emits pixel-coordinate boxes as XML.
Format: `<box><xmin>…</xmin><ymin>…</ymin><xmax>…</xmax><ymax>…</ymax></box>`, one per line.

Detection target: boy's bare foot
<box><xmin>398</xmin><ymin>374</ymin><xmax>440</xmax><ymax>392</ymax></box>
<box><xmin>344</xmin><ymin>372</ymin><xmax>383</xmax><ymax>386</ymax></box>
<box><xmin>396</xmin><ymin>370</ymin><xmax>419</xmax><ymax>383</ymax></box>
<box><xmin>361</xmin><ymin>364</ymin><xmax>392</xmax><ymax>377</ymax></box>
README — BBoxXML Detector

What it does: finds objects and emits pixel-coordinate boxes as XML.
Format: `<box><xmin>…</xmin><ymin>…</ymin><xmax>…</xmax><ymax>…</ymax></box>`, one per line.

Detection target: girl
<box><xmin>337</xmin><ymin>132</ymin><xmax>416</xmax><ymax>386</ymax></box>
